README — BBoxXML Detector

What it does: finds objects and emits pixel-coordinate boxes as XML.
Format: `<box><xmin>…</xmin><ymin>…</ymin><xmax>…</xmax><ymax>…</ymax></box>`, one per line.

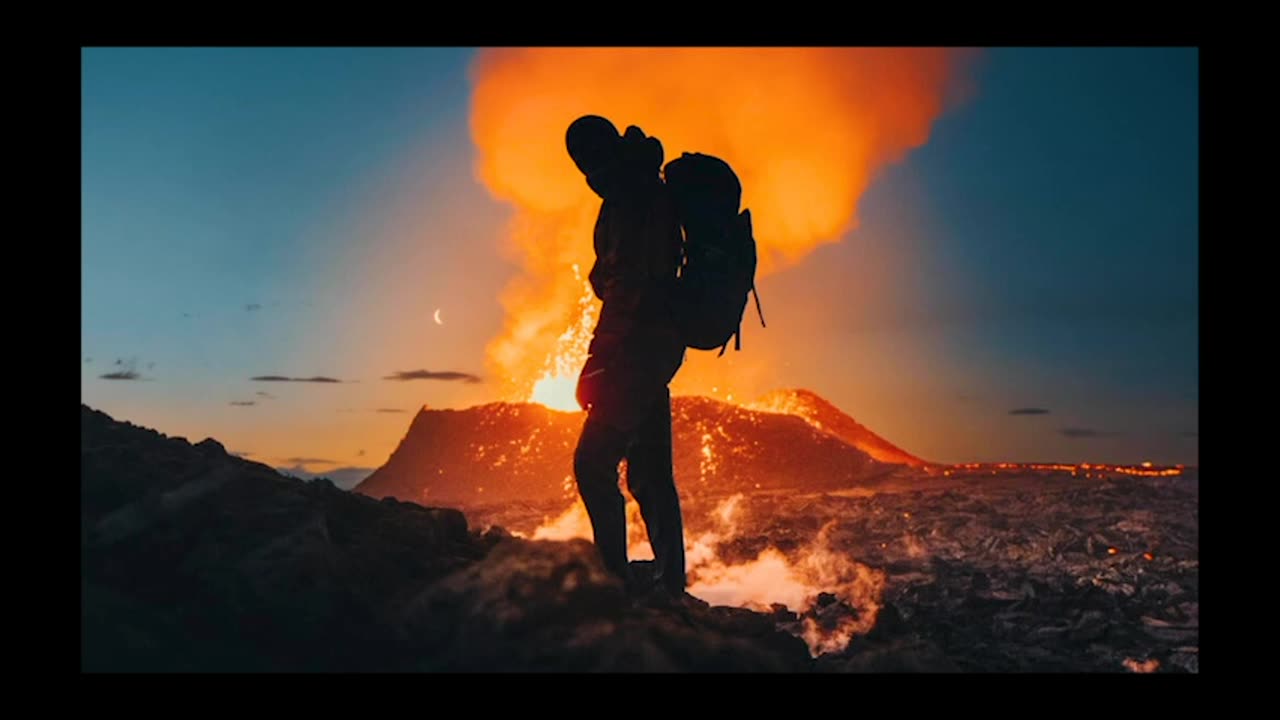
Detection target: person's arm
<box><xmin>596</xmin><ymin>194</ymin><xmax>657</xmax><ymax>314</ymax></box>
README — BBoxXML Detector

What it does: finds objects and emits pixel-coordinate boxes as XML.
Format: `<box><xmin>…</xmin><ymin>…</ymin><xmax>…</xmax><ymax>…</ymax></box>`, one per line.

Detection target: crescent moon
<box><xmin>433</xmin><ymin>308</ymin><xmax>443</xmax><ymax>325</ymax></box>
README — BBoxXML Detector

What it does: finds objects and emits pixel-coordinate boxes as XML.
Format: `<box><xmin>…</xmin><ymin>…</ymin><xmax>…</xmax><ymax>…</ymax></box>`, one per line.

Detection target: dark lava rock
<box><xmin>866</xmin><ymin>602</ymin><xmax>908</xmax><ymax>642</ymax></box>
<box><xmin>81</xmin><ymin>404</ymin><xmax>814</xmax><ymax>672</ymax></box>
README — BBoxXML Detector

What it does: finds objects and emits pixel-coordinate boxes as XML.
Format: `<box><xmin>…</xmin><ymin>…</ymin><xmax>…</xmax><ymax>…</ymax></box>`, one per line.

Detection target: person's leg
<box><xmin>573</xmin><ymin>412</ymin><xmax>633</xmax><ymax>581</ymax></box>
<box><xmin>625</xmin><ymin>386</ymin><xmax>686</xmax><ymax>593</ymax></box>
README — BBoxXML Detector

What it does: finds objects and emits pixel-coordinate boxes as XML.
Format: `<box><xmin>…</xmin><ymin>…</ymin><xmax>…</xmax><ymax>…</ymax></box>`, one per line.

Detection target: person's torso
<box><xmin>584</xmin><ymin>181</ymin><xmax>685</xmax><ymax>378</ymax></box>
<box><xmin>589</xmin><ymin>181</ymin><xmax>683</xmax><ymax>335</ymax></box>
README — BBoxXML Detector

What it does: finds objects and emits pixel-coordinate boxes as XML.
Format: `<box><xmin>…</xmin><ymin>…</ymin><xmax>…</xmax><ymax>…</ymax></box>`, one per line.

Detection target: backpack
<box><xmin>663</xmin><ymin>152</ymin><xmax>766</xmax><ymax>355</ymax></box>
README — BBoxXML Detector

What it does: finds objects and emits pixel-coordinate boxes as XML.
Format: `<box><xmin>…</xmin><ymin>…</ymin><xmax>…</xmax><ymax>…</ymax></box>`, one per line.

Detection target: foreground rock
<box><xmin>403</xmin><ymin>541</ymin><xmax>807</xmax><ymax>671</ymax></box>
<box><xmin>81</xmin><ymin>405</ymin><xmax>811</xmax><ymax>672</ymax></box>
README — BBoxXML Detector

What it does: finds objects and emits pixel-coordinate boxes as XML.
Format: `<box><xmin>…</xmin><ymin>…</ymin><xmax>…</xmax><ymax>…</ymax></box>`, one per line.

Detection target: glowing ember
<box><xmin>1123</xmin><ymin>657</ymin><xmax>1161</xmax><ymax>673</ymax></box>
<box><xmin>942</xmin><ymin>461</ymin><xmax>1185</xmax><ymax>479</ymax></box>
<box><xmin>699</xmin><ymin>432</ymin><xmax>718</xmax><ymax>482</ymax></box>
<box><xmin>1143</xmin><ymin>552</ymin><xmax>1155</xmax><ymax>561</ymax></box>
<box><xmin>1108</xmin><ymin>547</ymin><xmax>1119</xmax><ymax>555</ymax></box>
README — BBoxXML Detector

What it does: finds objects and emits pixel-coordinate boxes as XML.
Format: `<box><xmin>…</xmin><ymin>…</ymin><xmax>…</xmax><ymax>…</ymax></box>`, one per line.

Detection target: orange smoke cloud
<box><xmin>469</xmin><ymin>47</ymin><xmax>973</xmax><ymax>401</ymax></box>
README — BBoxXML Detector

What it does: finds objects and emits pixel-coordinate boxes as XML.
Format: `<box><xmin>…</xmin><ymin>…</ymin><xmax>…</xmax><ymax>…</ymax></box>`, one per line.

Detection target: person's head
<box><xmin>567</xmin><ymin>115</ymin><xmax>665</xmax><ymax>198</ymax></box>
<box><xmin>566</xmin><ymin>115</ymin><xmax>621</xmax><ymax>179</ymax></box>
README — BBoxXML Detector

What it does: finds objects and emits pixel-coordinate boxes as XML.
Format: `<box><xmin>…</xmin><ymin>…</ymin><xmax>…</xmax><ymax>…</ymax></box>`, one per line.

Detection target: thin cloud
<box><xmin>1060</xmin><ymin>427</ymin><xmax>1119</xmax><ymax>439</ymax></box>
<box><xmin>230</xmin><ymin>400</ymin><xmax>256</xmax><ymax>407</ymax></box>
<box><xmin>279</xmin><ymin>457</ymin><xmax>338</xmax><ymax>465</ymax></box>
<box><xmin>375</xmin><ymin>408</ymin><xmax>406</xmax><ymax>413</ymax></box>
<box><xmin>100</xmin><ymin>370</ymin><xmax>141</xmax><ymax>381</ymax></box>
<box><xmin>1010</xmin><ymin>407</ymin><xmax>1050</xmax><ymax>416</ymax></box>
<box><xmin>384</xmin><ymin>369</ymin><xmax>482</xmax><ymax>383</ymax></box>
<box><xmin>251</xmin><ymin>375</ymin><xmax>343</xmax><ymax>383</ymax></box>
<box><xmin>245</xmin><ymin>303</ymin><xmax>262</xmax><ymax>312</ymax></box>
<box><xmin>256</xmin><ymin>391</ymin><xmax>276</xmax><ymax>399</ymax></box>
<box><xmin>101</xmin><ymin>356</ymin><xmax>150</xmax><ymax>381</ymax></box>
<box><xmin>231</xmin><ymin>450</ymin><xmax>254</xmax><ymax>458</ymax></box>
<box><xmin>84</xmin><ymin>357</ymin><xmax>93</xmax><ymax>364</ymax></box>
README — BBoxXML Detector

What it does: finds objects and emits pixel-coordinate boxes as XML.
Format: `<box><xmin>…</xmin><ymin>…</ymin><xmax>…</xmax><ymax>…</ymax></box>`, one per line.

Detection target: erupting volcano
<box><xmin>356</xmin><ymin>388</ymin><xmax>909</xmax><ymax>506</ymax></box>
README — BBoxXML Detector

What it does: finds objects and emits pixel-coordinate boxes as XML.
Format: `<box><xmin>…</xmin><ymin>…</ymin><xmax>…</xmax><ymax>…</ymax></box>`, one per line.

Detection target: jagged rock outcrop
<box><xmin>81</xmin><ymin>405</ymin><xmax>812</xmax><ymax>672</ymax></box>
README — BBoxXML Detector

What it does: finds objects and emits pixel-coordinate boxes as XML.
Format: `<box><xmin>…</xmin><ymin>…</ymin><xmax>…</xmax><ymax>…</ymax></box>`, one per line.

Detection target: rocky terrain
<box><xmin>81</xmin><ymin>404</ymin><xmax>813</xmax><ymax>672</ymax></box>
<box><xmin>466</xmin><ymin>473</ymin><xmax>1200</xmax><ymax>672</ymax></box>
<box><xmin>82</xmin><ymin>400</ymin><xmax>1198</xmax><ymax>672</ymax></box>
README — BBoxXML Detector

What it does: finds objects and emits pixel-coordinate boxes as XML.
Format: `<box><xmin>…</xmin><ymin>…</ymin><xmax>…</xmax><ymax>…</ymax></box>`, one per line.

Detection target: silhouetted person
<box><xmin>566</xmin><ymin>115</ymin><xmax>687</xmax><ymax>597</ymax></box>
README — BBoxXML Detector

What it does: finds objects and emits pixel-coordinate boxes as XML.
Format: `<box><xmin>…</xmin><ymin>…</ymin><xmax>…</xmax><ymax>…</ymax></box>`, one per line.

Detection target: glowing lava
<box><xmin>527</xmin><ymin>266</ymin><xmax>597</xmax><ymax>412</ymax></box>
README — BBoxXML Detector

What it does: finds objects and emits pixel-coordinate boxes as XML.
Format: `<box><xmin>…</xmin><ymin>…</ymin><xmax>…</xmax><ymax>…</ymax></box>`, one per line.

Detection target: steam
<box><xmin>685</xmin><ymin>496</ymin><xmax>886</xmax><ymax>656</ymax></box>
<box><xmin>528</xmin><ymin>492</ymin><xmax>885</xmax><ymax>656</ymax></box>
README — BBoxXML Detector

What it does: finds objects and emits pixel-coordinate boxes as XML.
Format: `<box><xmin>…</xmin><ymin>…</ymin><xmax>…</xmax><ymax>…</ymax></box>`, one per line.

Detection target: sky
<box><xmin>81</xmin><ymin>47</ymin><xmax>1198</xmax><ymax>472</ymax></box>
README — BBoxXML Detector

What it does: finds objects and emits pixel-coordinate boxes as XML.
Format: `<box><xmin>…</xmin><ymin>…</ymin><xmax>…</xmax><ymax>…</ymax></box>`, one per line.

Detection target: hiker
<box><xmin>566</xmin><ymin>114</ymin><xmax>765</xmax><ymax>599</ymax></box>
<box><xmin>566</xmin><ymin>115</ymin><xmax>688</xmax><ymax>596</ymax></box>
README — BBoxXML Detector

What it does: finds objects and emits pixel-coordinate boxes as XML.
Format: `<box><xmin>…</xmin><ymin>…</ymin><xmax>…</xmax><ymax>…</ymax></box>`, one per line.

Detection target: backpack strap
<box><xmin>751</xmin><ymin>284</ymin><xmax>766</xmax><ymax>328</ymax></box>
<box><xmin>718</xmin><ymin>323</ymin><xmax>742</xmax><ymax>357</ymax></box>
